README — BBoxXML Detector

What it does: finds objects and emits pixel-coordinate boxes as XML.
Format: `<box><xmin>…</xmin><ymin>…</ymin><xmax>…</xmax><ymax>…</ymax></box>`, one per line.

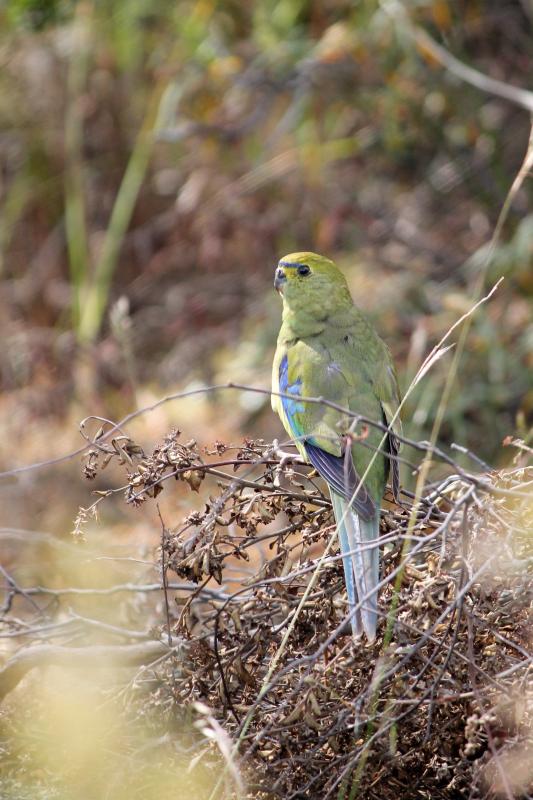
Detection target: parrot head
<box><xmin>274</xmin><ymin>252</ymin><xmax>352</xmax><ymax>314</ymax></box>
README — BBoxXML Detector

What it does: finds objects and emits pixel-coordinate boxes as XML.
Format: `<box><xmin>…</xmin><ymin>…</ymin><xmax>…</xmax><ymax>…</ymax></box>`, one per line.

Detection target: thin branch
<box><xmin>384</xmin><ymin>0</ymin><xmax>533</xmax><ymax>113</ymax></box>
<box><xmin>0</xmin><ymin>639</ymin><xmax>182</xmax><ymax>701</ymax></box>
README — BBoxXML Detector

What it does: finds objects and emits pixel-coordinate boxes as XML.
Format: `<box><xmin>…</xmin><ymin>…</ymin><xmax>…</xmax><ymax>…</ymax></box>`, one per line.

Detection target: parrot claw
<box><xmin>271</xmin><ymin>439</ymin><xmax>303</xmax><ymax>466</ymax></box>
<box><xmin>270</xmin><ymin>439</ymin><xmax>305</xmax><ymax>487</ymax></box>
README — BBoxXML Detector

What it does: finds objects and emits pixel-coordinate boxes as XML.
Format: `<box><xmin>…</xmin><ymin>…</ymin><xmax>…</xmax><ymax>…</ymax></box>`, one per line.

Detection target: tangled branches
<box><xmin>75</xmin><ymin>418</ymin><xmax>532</xmax><ymax>798</ymax></box>
<box><xmin>1</xmin><ymin>413</ymin><xmax>531</xmax><ymax>800</ymax></box>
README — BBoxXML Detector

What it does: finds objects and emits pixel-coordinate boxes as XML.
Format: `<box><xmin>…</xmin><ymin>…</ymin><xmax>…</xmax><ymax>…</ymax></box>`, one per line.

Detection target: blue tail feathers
<box><xmin>330</xmin><ymin>490</ymin><xmax>380</xmax><ymax>641</ymax></box>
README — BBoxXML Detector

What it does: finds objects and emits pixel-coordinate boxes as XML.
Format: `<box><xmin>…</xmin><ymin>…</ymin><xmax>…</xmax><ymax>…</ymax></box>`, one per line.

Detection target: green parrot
<box><xmin>271</xmin><ymin>252</ymin><xmax>401</xmax><ymax>641</ymax></box>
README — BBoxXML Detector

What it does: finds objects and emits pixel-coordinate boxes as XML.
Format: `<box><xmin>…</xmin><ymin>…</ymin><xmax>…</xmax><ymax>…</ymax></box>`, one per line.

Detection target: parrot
<box><xmin>271</xmin><ymin>252</ymin><xmax>401</xmax><ymax>641</ymax></box>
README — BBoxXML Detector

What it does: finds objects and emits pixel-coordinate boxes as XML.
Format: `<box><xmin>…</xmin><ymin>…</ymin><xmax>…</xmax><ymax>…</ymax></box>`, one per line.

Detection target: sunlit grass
<box><xmin>2</xmin><ymin>666</ymin><xmax>225</xmax><ymax>800</ymax></box>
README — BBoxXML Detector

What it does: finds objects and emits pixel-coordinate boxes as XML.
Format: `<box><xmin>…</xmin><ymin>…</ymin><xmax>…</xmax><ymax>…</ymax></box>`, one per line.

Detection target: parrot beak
<box><xmin>274</xmin><ymin>267</ymin><xmax>287</xmax><ymax>293</ymax></box>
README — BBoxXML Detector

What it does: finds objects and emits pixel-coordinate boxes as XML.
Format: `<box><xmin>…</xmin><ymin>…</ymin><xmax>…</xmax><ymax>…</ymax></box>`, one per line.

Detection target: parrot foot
<box><xmin>270</xmin><ymin>439</ymin><xmax>303</xmax><ymax>465</ymax></box>
<box><xmin>270</xmin><ymin>439</ymin><xmax>304</xmax><ymax>487</ymax></box>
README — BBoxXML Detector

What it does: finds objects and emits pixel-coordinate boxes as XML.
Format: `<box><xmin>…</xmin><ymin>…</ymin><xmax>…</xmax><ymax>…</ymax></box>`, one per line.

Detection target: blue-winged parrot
<box><xmin>272</xmin><ymin>252</ymin><xmax>401</xmax><ymax>640</ymax></box>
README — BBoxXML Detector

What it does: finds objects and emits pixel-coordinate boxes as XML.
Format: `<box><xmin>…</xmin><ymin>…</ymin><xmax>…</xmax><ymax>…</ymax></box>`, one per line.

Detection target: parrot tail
<box><xmin>330</xmin><ymin>490</ymin><xmax>380</xmax><ymax>641</ymax></box>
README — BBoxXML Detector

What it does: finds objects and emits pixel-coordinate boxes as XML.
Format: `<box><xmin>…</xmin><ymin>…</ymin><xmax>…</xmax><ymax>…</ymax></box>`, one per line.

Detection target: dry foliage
<box><xmin>6</xmin><ymin>422</ymin><xmax>524</xmax><ymax>800</ymax></box>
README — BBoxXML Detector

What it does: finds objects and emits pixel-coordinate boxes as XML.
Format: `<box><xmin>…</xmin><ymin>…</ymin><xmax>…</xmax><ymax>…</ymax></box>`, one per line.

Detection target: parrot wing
<box><xmin>374</xmin><ymin>357</ymin><xmax>402</xmax><ymax>502</ymax></box>
<box><xmin>277</xmin><ymin>344</ymin><xmax>376</xmax><ymax>520</ymax></box>
<box><xmin>305</xmin><ymin>442</ymin><xmax>375</xmax><ymax>521</ymax></box>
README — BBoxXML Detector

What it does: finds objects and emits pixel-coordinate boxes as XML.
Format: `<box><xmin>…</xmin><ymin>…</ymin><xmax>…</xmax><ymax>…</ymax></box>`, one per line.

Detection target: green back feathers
<box><xmin>272</xmin><ymin>251</ymin><xmax>402</xmax><ymax>505</ymax></box>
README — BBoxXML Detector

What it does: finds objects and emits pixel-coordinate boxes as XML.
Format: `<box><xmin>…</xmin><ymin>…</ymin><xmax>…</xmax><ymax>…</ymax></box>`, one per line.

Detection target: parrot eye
<box><xmin>297</xmin><ymin>265</ymin><xmax>311</xmax><ymax>276</ymax></box>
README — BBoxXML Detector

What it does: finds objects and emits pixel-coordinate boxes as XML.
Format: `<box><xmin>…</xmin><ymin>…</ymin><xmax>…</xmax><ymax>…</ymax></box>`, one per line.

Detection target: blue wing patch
<box><xmin>279</xmin><ymin>356</ymin><xmax>375</xmax><ymax>520</ymax></box>
<box><xmin>279</xmin><ymin>355</ymin><xmax>305</xmax><ymax>436</ymax></box>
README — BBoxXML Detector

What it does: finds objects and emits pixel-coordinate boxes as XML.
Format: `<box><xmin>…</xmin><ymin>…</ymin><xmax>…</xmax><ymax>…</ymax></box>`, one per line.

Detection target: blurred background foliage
<box><xmin>1</xmin><ymin>0</ymin><xmax>532</xmax><ymax>474</ymax></box>
<box><xmin>0</xmin><ymin>0</ymin><xmax>532</xmax><ymax>506</ymax></box>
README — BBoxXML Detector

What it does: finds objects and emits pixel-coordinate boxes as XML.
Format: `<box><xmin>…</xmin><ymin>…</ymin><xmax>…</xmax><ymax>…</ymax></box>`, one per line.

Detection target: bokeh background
<box><xmin>0</xmin><ymin>1</ymin><xmax>532</xmax><ymax>798</ymax></box>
